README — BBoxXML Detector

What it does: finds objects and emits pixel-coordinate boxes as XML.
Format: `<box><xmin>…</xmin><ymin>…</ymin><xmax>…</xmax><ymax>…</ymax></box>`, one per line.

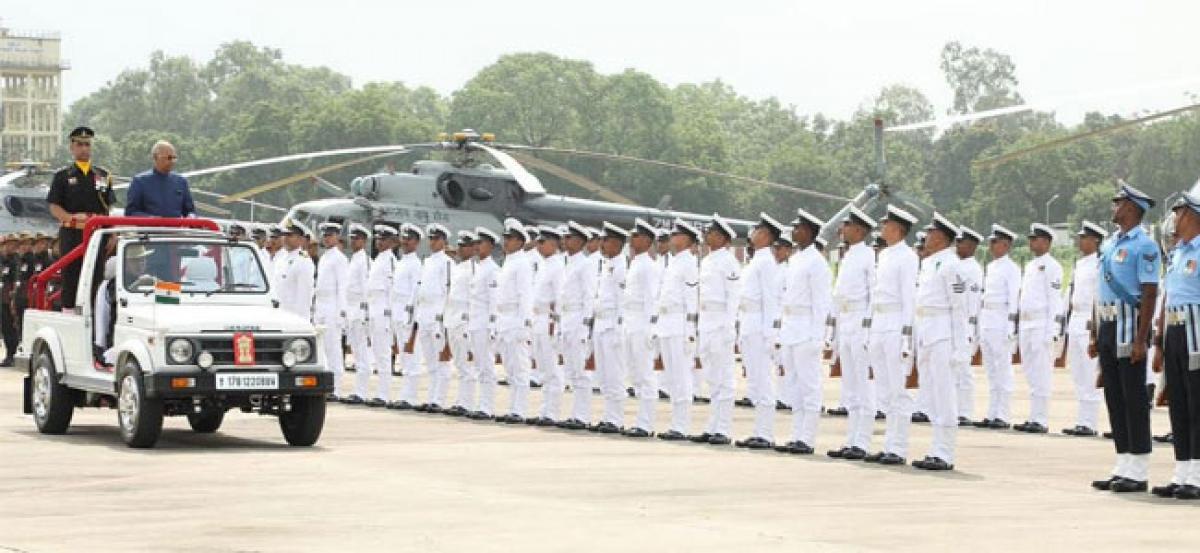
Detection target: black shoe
<box><xmin>863</xmin><ymin>452</ymin><xmax>885</xmax><ymax>463</ymax></box>
<box><xmin>1019</xmin><ymin>422</ymin><xmax>1048</xmax><ymax>434</ymax></box>
<box><xmin>776</xmin><ymin>400</ymin><xmax>791</xmax><ymax>411</ymax></box>
<box><xmin>557</xmin><ymin>418</ymin><xmax>587</xmax><ymax>430</ymax></box>
<box><xmin>911</xmin><ymin>412</ymin><xmax>930</xmax><ymax>423</ymax></box>
<box><xmin>1175</xmin><ymin>484</ymin><xmax>1200</xmax><ymax>500</ymax></box>
<box><xmin>693</xmin><ymin>395</ymin><xmax>711</xmax><ymax>404</ymax></box>
<box><xmin>592</xmin><ymin>387</ymin><xmax>602</xmax><ymax>395</ymax></box>
<box><xmin>826</xmin><ymin>406</ymin><xmax>849</xmax><ymax>417</ymax></box>
<box><xmin>365</xmin><ymin>398</ymin><xmax>387</xmax><ymax>408</ymax></box>
<box><xmin>659</xmin><ymin>390</ymin><xmax>671</xmax><ymax>400</ymax></box>
<box><xmin>498</xmin><ymin>379</ymin><xmax>509</xmax><ymax>386</ymax></box>
<box><xmin>987</xmin><ymin>419</ymin><xmax>1010</xmax><ymax>429</ymax></box>
<box><xmin>425</xmin><ymin>404</ymin><xmax>444</xmax><ymax>414</ymax></box>
<box><xmin>341</xmin><ymin>394</ymin><xmax>365</xmax><ymax>405</ymax></box>
<box><xmin>972</xmin><ymin>418</ymin><xmax>993</xmax><ymax>428</ymax></box>
<box><xmin>875</xmin><ymin>411</ymin><xmax>886</xmax><ymax>420</ymax></box>
<box><xmin>707</xmin><ymin>433</ymin><xmax>731</xmax><ymax>445</ymax></box>
<box><xmin>688</xmin><ymin>432</ymin><xmax>714</xmax><ymax>443</ymax></box>
<box><xmin>497</xmin><ymin>414</ymin><xmax>524</xmax><ymax>424</ymax></box>
<box><xmin>735</xmin><ymin>436</ymin><xmax>773</xmax><ymax>449</ymax></box>
<box><xmin>524</xmin><ymin>416</ymin><xmax>541</xmax><ymax>426</ymax></box>
<box><xmin>1064</xmin><ymin>425</ymin><xmax>1098</xmax><ymax>437</ymax></box>
<box><xmin>0</xmin><ymin>357</ymin><xmax>13</xmax><ymax>367</ymax></box>
<box><xmin>444</xmin><ymin>405</ymin><xmax>468</xmax><ymax>417</ymax></box>
<box><xmin>326</xmin><ymin>393</ymin><xmax>339</xmax><ymax>402</ymax></box>
<box><xmin>627</xmin><ymin>387</ymin><xmax>636</xmax><ymax>398</ymax></box>
<box><xmin>879</xmin><ymin>452</ymin><xmax>906</xmax><ymax>465</ymax></box>
<box><xmin>466</xmin><ymin>411</ymin><xmax>492</xmax><ymax>420</ymax></box>
<box><xmin>1092</xmin><ymin>476</ymin><xmax>1119</xmax><ymax>491</ymax></box>
<box><xmin>958</xmin><ymin>416</ymin><xmax>973</xmax><ymax>427</ymax></box>
<box><xmin>913</xmin><ymin>456</ymin><xmax>954</xmax><ymax>471</ymax></box>
<box><xmin>622</xmin><ymin>427</ymin><xmax>653</xmax><ymax>438</ymax></box>
<box><xmin>735</xmin><ymin>398</ymin><xmax>753</xmax><ymax>408</ymax></box>
<box><xmin>530</xmin><ymin>380</ymin><xmax>542</xmax><ymax>389</ymax></box>
<box><xmin>1110</xmin><ymin>478</ymin><xmax>1148</xmax><ymax>493</ymax></box>
<box><xmin>827</xmin><ymin>446</ymin><xmax>848</xmax><ymax>458</ymax></box>
<box><xmin>387</xmin><ymin>400</ymin><xmax>414</xmax><ymax>410</ymax></box>
<box><xmin>774</xmin><ymin>440</ymin><xmax>814</xmax><ymax>455</ymax></box>
<box><xmin>1103</xmin><ymin>431</ymin><xmax>1113</xmax><ymax>439</ymax></box>
<box><xmin>1154</xmin><ymin>433</ymin><xmax>1174</xmax><ymax>443</ymax></box>
<box><xmin>841</xmin><ymin>446</ymin><xmax>867</xmax><ymax>460</ymax></box>
<box><xmin>658</xmin><ymin>430</ymin><xmax>688</xmax><ymax>441</ymax></box>
<box><xmin>597</xmin><ymin>422</ymin><xmax>621</xmax><ymax>434</ymax></box>
<box><xmin>537</xmin><ymin>417</ymin><xmax>559</xmax><ymax>427</ymax></box>
<box><xmin>414</xmin><ymin>403</ymin><xmax>429</xmax><ymax>412</ymax></box>
<box><xmin>1152</xmin><ymin>483</ymin><xmax>1181</xmax><ymax>498</ymax></box>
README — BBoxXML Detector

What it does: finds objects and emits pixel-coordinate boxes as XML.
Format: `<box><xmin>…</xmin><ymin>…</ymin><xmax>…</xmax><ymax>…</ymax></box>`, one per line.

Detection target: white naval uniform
<box><xmin>277</xmin><ymin>248</ymin><xmax>315</xmax><ymax>320</ymax></box>
<box><xmin>401</xmin><ymin>249</ymin><xmax>453</xmax><ymax>406</ymax></box>
<box><xmin>867</xmin><ymin>241</ymin><xmax>919</xmax><ymax>457</ymax></box>
<box><xmin>623</xmin><ymin>251</ymin><xmax>663</xmax><ymax>431</ymax></box>
<box><xmin>230</xmin><ymin>245</ymin><xmax>265</xmax><ymax>290</ymax></box>
<box><xmin>346</xmin><ymin>248</ymin><xmax>373</xmax><ymax>399</ymax></box>
<box><xmin>739</xmin><ymin>247</ymin><xmax>783</xmax><ymax>440</ymax></box>
<box><xmin>1066</xmin><ymin>252</ymin><xmax>1102</xmax><ymax>429</ymax></box>
<box><xmin>916</xmin><ymin>247</ymin><xmax>971</xmax><ymax>463</ymax></box>
<box><xmin>467</xmin><ymin>256</ymin><xmax>500</xmax><ymax>415</ymax></box>
<box><xmin>314</xmin><ymin>247</ymin><xmax>349</xmax><ymax>395</ymax></box>
<box><xmin>698</xmin><ymin>247</ymin><xmax>741</xmax><ymax>437</ymax></box>
<box><xmin>447</xmin><ymin>257</ymin><xmax>475</xmax><ymax>410</ymax></box>
<box><xmin>655</xmin><ymin>249</ymin><xmax>699</xmax><ymax>434</ymax></box>
<box><xmin>955</xmin><ymin>256</ymin><xmax>985</xmax><ymax>420</ymax></box>
<box><xmin>269</xmin><ymin>249</ymin><xmax>287</xmax><ymax>290</ymax></box>
<box><xmin>779</xmin><ymin>244</ymin><xmax>832</xmax><ymax>447</ymax></box>
<box><xmin>391</xmin><ymin>250</ymin><xmax>423</xmax><ymax>384</ymax></box>
<box><xmin>496</xmin><ymin>249</ymin><xmax>536</xmax><ymax>417</ymax></box>
<box><xmin>980</xmin><ymin>255</ymin><xmax>1021</xmax><ymax>422</ymax></box>
<box><xmin>1018</xmin><ymin>252</ymin><xmax>1065</xmax><ymax>426</ymax></box>
<box><xmin>559</xmin><ymin>250</ymin><xmax>597</xmax><ymax>423</ymax></box>
<box><xmin>533</xmin><ymin>252</ymin><xmax>566</xmax><ymax>420</ymax></box>
<box><xmin>366</xmin><ymin>249</ymin><xmax>395</xmax><ymax>401</ymax></box>
<box><xmin>834</xmin><ymin>241</ymin><xmax>876</xmax><ymax>450</ymax></box>
<box><xmin>594</xmin><ymin>253</ymin><xmax>628</xmax><ymax>426</ymax></box>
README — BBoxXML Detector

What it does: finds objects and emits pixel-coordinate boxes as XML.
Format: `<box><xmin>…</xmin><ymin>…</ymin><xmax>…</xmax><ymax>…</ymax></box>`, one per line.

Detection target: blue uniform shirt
<box><xmin>1165</xmin><ymin>235</ymin><xmax>1200</xmax><ymax>307</ymax></box>
<box><xmin>125</xmin><ymin>169</ymin><xmax>195</xmax><ymax>218</ymax></box>
<box><xmin>1098</xmin><ymin>224</ymin><xmax>1159</xmax><ymax>305</ymax></box>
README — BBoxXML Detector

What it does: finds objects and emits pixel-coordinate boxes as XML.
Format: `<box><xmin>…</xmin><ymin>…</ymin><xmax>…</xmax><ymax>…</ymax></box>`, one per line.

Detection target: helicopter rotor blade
<box><xmin>972</xmin><ymin>103</ymin><xmax>1200</xmax><ymax>170</ymax></box>
<box><xmin>190</xmin><ymin>188</ymin><xmax>288</xmax><ymax>213</ymax></box>
<box><xmin>508</xmin><ymin>152</ymin><xmax>638</xmax><ymax>205</ymax></box>
<box><xmin>193</xmin><ymin>201</ymin><xmax>233</xmax><ymax>217</ymax></box>
<box><xmin>465</xmin><ymin>142</ymin><xmax>548</xmax><ymax>195</ymax></box>
<box><xmin>218</xmin><ymin>151</ymin><xmax>405</xmax><ymax>204</ymax></box>
<box><xmin>497</xmin><ymin>144</ymin><xmax>852</xmax><ymax>202</ymax></box>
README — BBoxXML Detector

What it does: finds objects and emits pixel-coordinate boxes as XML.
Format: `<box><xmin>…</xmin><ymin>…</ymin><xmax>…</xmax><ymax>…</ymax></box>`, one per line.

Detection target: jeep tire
<box><xmin>117</xmin><ymin>359</ymin><xmax>164</xmax><ymax>448</ymax></box>
<box><xmin>279</xmin><ymin>395</ymin><xmax>326</xmax><ymax>446</ymax></box>
<box><xmin>31</xmin><ymin>350</ymin><xmax>74</xmax><ymax>434</ymax></box>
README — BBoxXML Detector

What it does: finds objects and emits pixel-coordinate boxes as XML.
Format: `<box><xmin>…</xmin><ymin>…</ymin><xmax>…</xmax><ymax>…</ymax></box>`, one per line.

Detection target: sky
<box><xmin>5</xmin><ymin>0</ymin><xmax>1200</xmax><ymax>127</ymax></box>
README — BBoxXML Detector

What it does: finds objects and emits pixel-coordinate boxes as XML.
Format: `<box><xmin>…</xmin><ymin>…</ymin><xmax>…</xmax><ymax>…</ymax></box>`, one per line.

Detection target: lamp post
<box><xmin>1046</xmin><ymin>193</ymin><xmax>1061</xmax><ymax>225</ymax></box>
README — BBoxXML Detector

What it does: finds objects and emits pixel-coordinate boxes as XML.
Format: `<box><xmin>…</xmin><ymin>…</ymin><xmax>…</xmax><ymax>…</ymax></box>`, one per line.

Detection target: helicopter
<box><xmin>0</xmin><ymin>161</ymin><xmax>70</xmax><ymax>237</ymax></box>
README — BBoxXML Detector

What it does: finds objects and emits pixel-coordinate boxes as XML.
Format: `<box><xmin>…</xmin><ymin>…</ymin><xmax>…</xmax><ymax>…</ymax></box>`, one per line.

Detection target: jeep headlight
<box><xmin>286</xmin><ymin>338</ymin><xmax>313</xmax><ymax>364</ymax></box>
<box><xmin>167</xmin><ymin>338</ymin><xmax>195</xmax><ymax>364</ymax></box>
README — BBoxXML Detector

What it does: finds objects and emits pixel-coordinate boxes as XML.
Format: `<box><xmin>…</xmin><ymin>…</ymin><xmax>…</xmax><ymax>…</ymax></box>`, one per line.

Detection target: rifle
<box><xmin>403</xmin><ymin>322</ymin><xmax>418</xmax><ymax>354</ymax></box>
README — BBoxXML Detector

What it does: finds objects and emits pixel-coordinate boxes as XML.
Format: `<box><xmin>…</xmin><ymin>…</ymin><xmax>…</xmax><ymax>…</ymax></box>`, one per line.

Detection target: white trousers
<box><xmin>782</xmin><ymin>340</ymin><xmax>822</xmax><ymax>446</ymax></box>
<box><xmin>870</xmin><ymin>330</ymin><xmax>911</xmax><ymax>457</ymax></box>
<box><xmin>701</xmin><ymin>329</ymin><xmax>737</xmax><ymax>435</ymax></box>
<box><xmin>623</xmin><ymin>327</ymin><xmax>657</xmax><ymax>431</ymax></box>
<box><xmin>348</xmin><ymin>317</ymin><xmax>372</xmax><ymax>399</ymax></box>
<box><xmin>594</xmin><ymin>328</ymin><xmax>625</xmax><ymax>426</ymax></box>
<box><xmin>534</xmin><ymin>323</ymin><xmax>564</xmax><ymax>420</ymax></box>
<box><xmin>367</xmin><ymin>307</ymin><xmax>393</xmax><ymax>402</ymax></box>
<box><xmin>562</xmin><ymin>328</ymin><xmax>592</xmax><ymax>423</ymax></box>
<box><xmin>918</xmin><ymin>338</ymin><xmax>958</xmax><ymax>463</ymax></box>
<box><xmin>471</xmin><ymin>330</ymin><xmax>496</xmax><ymax>415</ymax></box>
<box><xmin>837</xmin><ymin>316</ymin><xmax>872</xmax><ymax>449</ymax></box>
<box><xmin>1019</xmin><ymin>327</ymin><xmax>1053</xmax><ymax>425</ymax></box>
<box><xmin>1066</xmin><ymin>331</ymin><xmax>1102</xmax><ymax>429</ymax></box>
<box><xmin>393</xmin><ymin>321</ymin><xmax>420</xmax><ymax>383</ymax></box>
<box><xmin>448</xmin><ymin>325</ymin><xmax>474</xmax><ymax>409</ymax></box>
<box><xmin>399</xmin><ymin>326</ymin><xmax>449</xmax><ymax>405</ymax></box>
<box><xmin>661</xmin><ymin>335</ymin><xmax>692</xmax><ymax>433</ymax></box>
<box><xmin>980</xmin><ymin>328</ymin><xmax>1014</xmax><ymax>421</ymax></box>
<box><xmin>741</xmin><ymin>332</ymin><xmax>775</xmax><ymax>440</ymax></box>
<box><xmin>499</xmin><ymin>329</ymin><xmax>532</xmax><ymax>417</ymax></box>
<box><xmin>314</xmin><ymin>311</ymin><xmax>345</xmax><ymax>396</ymax></box>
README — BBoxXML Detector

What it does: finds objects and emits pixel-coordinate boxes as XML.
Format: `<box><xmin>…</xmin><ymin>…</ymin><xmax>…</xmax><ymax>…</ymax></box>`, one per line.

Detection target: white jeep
<box><xmin>19</xmin><ymin>217</ymin><xmax>331</xmax><ymax>448</ymax></box>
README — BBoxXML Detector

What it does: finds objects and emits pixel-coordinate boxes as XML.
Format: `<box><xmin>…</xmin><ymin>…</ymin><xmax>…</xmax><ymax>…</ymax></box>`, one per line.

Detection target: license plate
<box><xmin>215</xmin><ymin>372</ymin><xmax>279</xmax><ymax>390</ymax></box>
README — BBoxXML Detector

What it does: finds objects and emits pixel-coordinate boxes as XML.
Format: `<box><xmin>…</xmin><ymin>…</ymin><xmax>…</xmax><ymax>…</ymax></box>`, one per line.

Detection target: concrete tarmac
<box><xmin>0</xmin><ymin>364</ymin><xmax>1197</xmax><ymax>552</ymax></box>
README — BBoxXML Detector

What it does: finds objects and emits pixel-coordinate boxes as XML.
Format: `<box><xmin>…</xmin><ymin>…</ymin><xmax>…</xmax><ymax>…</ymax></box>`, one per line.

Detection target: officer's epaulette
<box><xmin>52</xmin><ymin>165</ymin><xmax>72</xmax><ymax>175</ymax></box>
<box><xmin>93</xmin><ymin>165</ymin><xmax>109</xmax><ymax>175</ymax></box>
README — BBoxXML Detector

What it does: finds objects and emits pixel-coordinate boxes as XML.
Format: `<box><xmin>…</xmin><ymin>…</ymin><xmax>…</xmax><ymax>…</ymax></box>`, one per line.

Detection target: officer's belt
<box><xmin>981</xmin><ymin>301</ymin><xmax>1008</xmax><ymax>310</ymax></box>
<box><xmin>1098</xmin><ymin>302</ymin><xmax>1139</xmax><ymax>358</ymax></box>
<box><xmin>658</xmin><ymin>305</ymin><xmax>686</xmax><ymax>315</ymax></box>
<box><xmin>836</xmin><ymin>299</ymin><xmax>867</xmax><ymax>313</ymax></box>
<box><xmin>594</xmin><ymin>308</ymin><xmax>619</xmax><ymax>321</ymax></box>
<box><xmin>1167</xmin><ymin>307</ymin><xmax>1189</xmax><ymax>326</ymax></box>
<box><xmin>699</xmin><ymin>301</ymin><xmax>728</xmax><ymax>313</ymax></box>
<box><xmin>916</xmin><ymin>306</ymin><xmax>951</xmax><ymax>318</ymax></box>
<box><xmin>782</xmin><ymin>304</ymin><xmax>813</xmax><ymax>317</ymax></box>
<box><xmin>872</xmin><ymin>302</ymin><xmax>902</xmax><ymax>315</ymax></box>
<box><xmin>739</xmin><ymin>302</ymin><xmax>762</xmax><ymax>314</ymax></box>
<box><xmin>1019</xmin><ymin>312</ymin><xmax>1045</xmax><ymax>322</ymax></box>
<box><xmin>533</xmin><ymin>304</ymin><xmax>553</xmax><ymax>315</ymax></box>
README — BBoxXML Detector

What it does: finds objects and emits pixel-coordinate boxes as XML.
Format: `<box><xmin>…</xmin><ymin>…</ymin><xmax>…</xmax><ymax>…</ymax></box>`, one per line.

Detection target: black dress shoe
<box><xmin>341</xmin><ymin>394</ymin><xmax>365</xmax><ymax>405</ymax></box>
<box><xmin>530</xmin><ymin>380</ymin><xmax>542</xmax><ymax>389</ymax></box>
<box><xmin>1152</xmin><ymin>483</ymin><xmax>1181</xmax><ymax>498</ymax></box>
<box><xmin>1103</xmin><ymin>431</ymin><xmax>1113</xmax><ymax>439</ymax></box>
<box><xmin>414</xmin><ymin>403</ymin><xmax>429</xmax><ymax>412</ymax></box>
<box><xmin>1023</xmin><ymin>422</ymin><xmax>1048</xmax><ymax>434</ymax></box>
<box><xmin>365</xmin><ymin>398</ymin><xmax>387</xmax><ymax>408</ymax></box>
<box><xmin>689</xmin><ymin>432</ymin><xmax>715</xmax><ymax>443</ymax></box>
<box><xmin>627</xmin><ymin>387</ymin><xmax>636</xmax><ymax>398</ymax></box>
<box><xmin>557</xmin><ymin>418</ymin><xmax>587</xmax><ymax>430</ymax></box>
<box><xmin>987</xmin><ymin>419</ymin><xmax>1010</xmax><ymax>429</ymax></box>
<box><xmin>1154</xmin><ymin>433</ymin><xmax>1174</xmax><ymax>443</ymax></box>
<box><xmin>707</xmin><ymin>433</ymin><xmax>731</xmax><ymax>445</ymax></box>
<box><xmin>827</xmin><ymin>447</ymin><xmax>848</xmax><ymax>458</ymax></box>
<box><xmin>776</xmin><ymin>400</ymin><xmax>791</xmax><ymax>411</ymax></box>
<box><xmin>497</xmin><ymin>414</ymin><xmax>524</xmax><ymax>424</ymax></box>
<box><xmin>879</xmin><ymin>452</ymin><xmax>905</xmax><ymax>465</ymax></box>
<box><xmin>536</xmin><ymin>417</ymin><xmax>558</xmax><ymax>427</ymax></box>
<box><xmin>734</xmin><ymin>398</ymin><xmax>753</xmax><ymax>408</ymax></box>
<box><xmin>841</xmin><ymin>446</ymin><xmax>867</xmax><ymax>460</ymax></box>
<box><xmin>826</xmin><ymin>406</ymin><xmax>849</xmax><ymax>417</ymax></box>
<box><xmin>621</xmin><ymin>427</ymin><xmax>653</xmax><ymax>438</ymax></box>
<box><xmin>444</xmin><ymin>405</ymin><xmax>468</xmax><ymax>417</ymax></box>
<box><xmin>425</xmin><ymin>404</ymin><xmax>444</xmax><ymax>414</ymax></box>
<box><xmin>972</xmin><ymin>418</ymin><xmax>993</xmax><ymax>428</ymax></box>
<box><xmin>466</xmin><ymin>411</ymin><xmax>492</xmax><ymax>420</ymax></box>
<box><xmin>913</xmin><ymin>456</ymin><xmax>953</xmax><ymax>471</ymax></box>
<box><xmin>598</xmin><ymin>422</ymin><xmax>621</xmax><ymax>434</ymax></box>
<box><xmin>693</xmin><ymin>396</ymin><xmax>711</xmax><ymax>404</ymax></box>
<box><xmin>387</xmin><ymin>400</ymin><xmax>414</xmax><ymax>410</ymax></box>
<box><xmin>735</xmin><ymin>437</ymin><xmax>773</xmax><ymax>449</ymax></box>
<box><xmin>1110</xmin><ymin>478</ymin><xmax>1148</xmax><ymax>493</ymax></box>
<box><xmin>658</xmin><ymin>430</ymin><xmax>688</xmax><ymax>441</ymax></box>
<box><xmin>326</xmin><ymin>393</ymin><xmax>339</xmax><ymax>402</ymax></box>
<box><xmin>911</xmin><ymin>412</ymin><xmax>930</xmax><ymax>423</ymax></box>
<box><xmin>659</xmin><ymin>390</ymin><xmax>671</xmax><ymax>400</ymax></box>
<box><xmin>1175</xmin><ymin>484</ymin><xmax>1200</xmax><ymax>500</ymax></box>
<box><xmin>875</xmin><ymin>411</ymin><xmax>886</xmax><ymax>420</ymax></box>
<box><xmin>775</xmin><ymin>441</ymin><xmax>814</xmax><ymax>455</ymax></box>
<box><xmin>863</xmin><ymin>452</ymin><xmax>884</xmax><ymax>463</ymax></box>
<box><xmin>1092</xmin><ymin>476</ymin><xmax>1119</xmax><ymax>491</ymax></box>
<box><xmin>498</xmin><ymin>379</ymin><xmax>509</xmax><ymax>386</ymax></box>
<box><xmin>1073</xmin><ymin>426</ymin><xmax>1097</xmax><ymax>437</ymax></box>
<box><xmin>958</xmin><ymin>416</ymin><xmax>973</xmax><ymax>427</ymax></box>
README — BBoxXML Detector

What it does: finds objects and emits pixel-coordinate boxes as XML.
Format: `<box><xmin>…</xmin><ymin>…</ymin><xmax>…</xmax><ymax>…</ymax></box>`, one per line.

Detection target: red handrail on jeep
<box><xmin>29</xmin><ymin>217</ymin><xmax>221</xmax><ymax>311</ymax></box>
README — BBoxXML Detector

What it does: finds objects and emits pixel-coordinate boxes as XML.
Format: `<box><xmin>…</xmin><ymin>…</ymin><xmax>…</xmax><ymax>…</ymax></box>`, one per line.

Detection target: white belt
<box><xmin>1019</xmin><ymin>312</ymin><xmax>1044</xmax><ymax>322</ymax></box>
<box><xmin>1167</xmin><ymin>310</ymin><xmax>1188</xmax><ymax>326</ymax></box>
<box><xmin>595</xmin><ymin>308</ymin><xmax>618</xmax><ymax>320</ymax></box>
<box><xmin>873</xmin><ymin>303</ymin><xmax>901</xmax><ymax>315</ymax></box>
<box><xmin>782</xmin><ymin>305</ymin><xmax>812</xmax><ymax>317</ymax></box>
<box><xmin>533</xmin><ymin>304</ymin><xmax>553</xmax><ymax>315</ymax></box>
<box><xmin>917</xmin><ymin>306</ymin><xmax>950</xmax><ymax>318</ymax></box>
<box><xmin>836</xmin><ymin>299</ymin><xmax>867</xmax><ymax>313</ymax></box>
<box><xmin>1098</xmin><ymin>305</ymin><xmax>1119</xmax><ymax>321</ymax></box>
<box><xmin>982</xmin><ymin>301</ymin><xmax>1007</xmax><ymax>310</ymax></box>
<box><xmin>658</xmin><ymin>305</ymin><xmax>685</xmax><ymax>315</ymax></box>
<box><xmin>700</xmin><ymin>301</ymin><xmax>728</xmax><ymax>313</ymax></box>
<box><xmin>560</xmin><ymin>302</ymin><xmax>585</xmax><ymax>312</ymax></box>
<box><xmin>740</xmin><ymin>303</ymin><xmax>762</xmax><ymax>314</ymax></box>
<box><xmin>497</xmin><ymin>302</ymin><xmax>519</xmax><ymax>315</ymax></box>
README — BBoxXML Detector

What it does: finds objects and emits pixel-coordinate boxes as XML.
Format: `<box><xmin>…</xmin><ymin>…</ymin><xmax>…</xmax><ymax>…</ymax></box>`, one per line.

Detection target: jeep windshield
<box><xmin>121</xmin><ymin>240</ymin><xmax>268</xmax><ymax>294</ymax></box>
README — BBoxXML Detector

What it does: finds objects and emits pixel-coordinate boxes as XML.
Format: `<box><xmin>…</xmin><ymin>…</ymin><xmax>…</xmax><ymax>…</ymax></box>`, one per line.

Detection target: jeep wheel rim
<box><xmin>32</xmin><ymin>362</ymin><xmax>51</xmax><ymax>422</ymax></box>
<box><xmin>118</xmin><ymin>374</ymin><xmax>139</xmax><ymax>433</ymax></box>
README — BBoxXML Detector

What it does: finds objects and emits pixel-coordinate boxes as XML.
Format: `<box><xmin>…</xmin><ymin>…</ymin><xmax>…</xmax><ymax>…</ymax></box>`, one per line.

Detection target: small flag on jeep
<box><xmin>154</xmin><ymin>281</ymin><xmax>181</xmax><ymax>304</ymax></box>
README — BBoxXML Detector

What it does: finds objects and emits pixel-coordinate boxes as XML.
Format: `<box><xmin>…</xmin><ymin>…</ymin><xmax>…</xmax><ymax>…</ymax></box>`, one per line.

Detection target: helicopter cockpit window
<box><xmin>439</xmin><ymin>178</ymin><xmax>465</xmax><ymax>208</ymax></box>
<box><xmin>4</xmin><ymin>196</ymin><xmax>53</xmax><ymax>219</ymax></box>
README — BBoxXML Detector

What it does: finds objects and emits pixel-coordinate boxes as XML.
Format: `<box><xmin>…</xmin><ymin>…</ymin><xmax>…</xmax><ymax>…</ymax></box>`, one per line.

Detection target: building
<box><xmin>0</xmin><ymin>21</ymin><xmax>68</xmax><ymax>164</ymax></box>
